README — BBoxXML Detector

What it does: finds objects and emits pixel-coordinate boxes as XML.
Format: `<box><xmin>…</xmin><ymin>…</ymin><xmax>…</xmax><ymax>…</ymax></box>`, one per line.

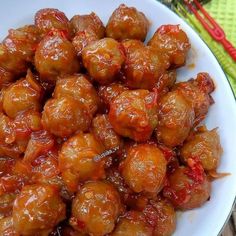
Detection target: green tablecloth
<box><xmin>201</xmin><ymin>0</ymin><xmax>236</xmax><ymax>92</ymax></box>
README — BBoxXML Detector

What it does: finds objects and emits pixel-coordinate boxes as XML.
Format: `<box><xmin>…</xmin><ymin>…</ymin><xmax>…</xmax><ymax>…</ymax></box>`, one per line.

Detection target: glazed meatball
<box><xmin>174</xmin><ymin>73</ymin><xmax>215</xmax><ymax>122</ymax></box>
<box><xmin>0</xmin><ymin>113</ymin><xmax>22</xmax><ymax>159</ymax></box>
<box><xmin>148</xmin><ymin>25</ymin><xmax>190</xmax><ymax>68</ymax></box>
<box><xmin>70</xmin><ymin>181</ymin><xmax>122</xmax><ymax>235</ymax></box>
<box><xmin>70</xmin><ymin>12</ymin><xmax>105</xmax><ymax>38</ymax></box>
<box><xmin>72</xmin><ymin>31</ymin><xmax>99</xmax><ymax>57</ymax></box>
<box><xmin>82</xmin><ymin>38</ymin><xmax>125</xmax><ymax>84</ymax></box>
<box><xmin>91</xmin><ymin>114</ymin><xmax>123</xmax><ymax>150</ymax></box>
<box><xmin>163</xmin><ymin>166</ymin><xmax>211</xmax><ymax>210</ymax></box>
<box><xmin>0</xmin><ymin>113</ymin><xmax>13</xmax><ymax>145</ymax></box>
<box><xmin>120</xmin><ymin>144</ymin><xmax>167</xmax><ymax>193</ymax></box>
<box><xmin>156</xmin><ymin>90</ymin><xmax>195</xmax><ymax>147</ymax></box>
<box><xmin>156</xmin><ymin>70</ymin><xmax>177</xmax><ymax>93</ymax></box>
<box><xmin>106</xmin><ymin>167</ymin><xmax>132</xmax><ymax>202</ymax></box>
<box><xmin>111</xmin><ymin>211</ymin><xmax>152</xmax><ymax>236</ymax></box>
<box><xmin>106</xmin><ymin>4</ymin><xmax>149</xmax><ymax>41</ymax></box>
<box><xmin>0</xmin><ymin>193</ymin><xmax>16</xmax><ymax>218</ymax></box>
<box><xmin>58</xmin><ymin>133</ymin><xmax>106</xmax><ymax>192</ymax></box>
<box><xmin>0</xmin><ymin>217</ymin><xmax>19</xmax><ymax>236</ymax></box>
<box><xmin>109</xmin><ymin>90</ymin><xmax>158</xmax><ymax>142</ymax></box>
<box><xmin>98</xmin><ymin>82</ymin><xmax>128</xmax><ymax>108</ymax></box>
<box><xmin>2</xmin><ymin>72</ymin><xmax>43</xmax><ymax>119</ymax></box>
<box><xmin>42</xmin><ymin>96</ymin><xmax>91</xmax><ymax>138</ymax></box>
<box><xmin>0</xmin><ymin>68</ymin><xmax>14</xmax><ymax>89</ymax></box>
<box><xmin>0</xmin><ymin>43</ymin><xmax>28</xmax><ymax>77</ymax></box>
<box><xmin>35</xmin><ymin>34</ymin><xmax>79</xmax><ymax>83</ymax></box>
<box><xmin>54</xmin><ymin>74</ymin><xmax>100</xmax><ymax>115</ymax></box>
<box><xmin>23</xmin><ymin>130</ymin><xmax>55</xmax><ymax>165</ymax></box>
<box><xmin>12</xmin><ymin>110</ymin><xmax>42</xmax><ymax>152</ymax></box>
<box><xmin>123</xmin><ymin>42</ymin><xmax>169</xmax><ymax>90</ymax></box>
<box><xmin>143</xmin><ymin>198</ymin><xmax>176</xmax><ymax>236</ymax></box>
<box><xmin>0</xmin><ymin>25</ymin><xmax>41</xmax><ymax>84</ymax></box>
<box><xmin>180</xmin><ymin>127</ymin><xmax>222</xmax><ymax>171</ymax></box>
<box><xmin>35</xmin><ymin>8</ymin><xmax>70</xmax><ymax>37</ymax></box>
<box><xmin>13</xmin><ymin>184</ymin><xmax>66</xmax><ymax>235</ymax></box>
<box><xmin>3</xmin><ymin>25</ymin><xmax>41</xmax><ymax>63</ymax></box>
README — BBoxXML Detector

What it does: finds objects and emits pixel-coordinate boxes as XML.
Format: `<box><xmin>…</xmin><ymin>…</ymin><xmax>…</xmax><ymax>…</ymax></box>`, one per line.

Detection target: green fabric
<box><xmin>175</xmin><ymin>0</ymin><xmax>236</xmax><ymax>93</ymax></box>
<box><xmin>205</xmin><ymin>0</ymin><xmax>236</xmax><ymax>92</ymax></box>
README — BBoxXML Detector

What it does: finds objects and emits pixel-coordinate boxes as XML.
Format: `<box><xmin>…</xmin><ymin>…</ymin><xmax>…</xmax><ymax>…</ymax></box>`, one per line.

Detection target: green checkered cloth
<box><xmin>205</xmin><ymin>0</ymin><xmax>236</xmax><ymax>92</ymax></box>
<box><xmin>178</xmin><ymin>0</ymin><xmax>236</xmax><ymax>92</ymax></box>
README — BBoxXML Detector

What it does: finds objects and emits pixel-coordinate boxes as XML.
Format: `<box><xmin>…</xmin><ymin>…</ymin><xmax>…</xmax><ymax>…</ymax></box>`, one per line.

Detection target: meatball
<box><xmin>3</xmin><ymin>25</ymin><xmax>41</xmax><ymax>63</ymax></box>
<box><xmin>0</xmin><ymin>217</ymin><xmax>19</xmax><ymax>236</ymax></box>
<box><xmin>148</xmin><ymin>25</ymin><xmax>190</xmax><ymax>68</ymax></box>
<box><xmin>123</xmin><ymin>42</ymin><xmax>169</xmax><ymax>90</ymax></box>
<box><xmin>54</xmin><ymin>74</ymin><xmax>100</xmax><ymax>115</ymax></box>
<box><xmin>35</xmin><ymin>34</ymin><xmax>79</xmax><ymax>84</ymax></box>
<box><xmin>0</xmin><ymin>67</ymin><xmax>14</xmax><ymax>89</ymax></box>
<box><xmin>13</xmin><ymin>184</ymin><xmax>66</xmax><ymax>235</ymax></box>
<box><xmin>42</xmin><ymin>96</ymin><xmax>91</xmax><ymax>138</ymax></box>
<box><xmin>111</xmin><ymin>211</ymin><xmax>152</xmax><ymax>236</ymax></box>
<box><xmin>98</xmin><ymin>82</ymin><xmax>128</xmax><ymax>108</ymax></box>
<box><xmin>35</xmin><ymin>8</ymin><xmax>70</xmax><ymax>37</ymax></box>
<box><xmin>0</xmin><ymin>113</ymin><xmax>22</xmax><ymax>159</ymax></box>
<box><xmin>0</xmin><ymin>43</ymin><xmax>28</xmax><ymax>77</ymax></box>
<box><xmin>58</xmin><ymin>133</ymin><xmax>106</xmax><ymax>192</ymax></box>
<box><xmin>0</xmin><ymin>25</ymin><xmax>41</xmax><ymax>84</ymax></box>
<box><xmin>120</xmin><ymin>144</ymin><xmax>167</xmax><ymax>193</ymax></box>
<box><xmin>70</xmin><ymin>12</ymin><xmax>105</xmax><ymax>38</ymax></box>
<box><xmin>173</xmin><ymin>73</ymin><xmax>215</xmax><ymax>122</ymax></box>
<box><xmin>0</xmin><ymin>113</ymin><xmax>13</xmax><ymax>144</ymax></box>
<box><xmin>72</xmin><ymin>31</ymin><xmax>98</xmax><ymax>57</ymax></box>
<box><xmin>156</xmin><ymin>91</ymin><xmax>195</xmax><ymax>147</ymax></box>
<box><xmin>91</xmin><ymin>114</ymin><xmax>123</xmax><ymax>150</ymax></box>
<box><xmin>180</xmin><ymin>127</ymin><xmax>223</xmax><ymax>171</ymax></box>
<box><xmin>143</xmin><ymin>198</ymin><xmax>176</xmax><ymax>236</ymax></box>
<box><xmin>155</xmin><ymin>70</ymin><xmax>177</xmax><ymax>93</ymax></box>
<box><xmin>106</xmin><ymin>167</ymin><xmax>132</xmax><ymax>202</ymax></box>
<box><xmin>109</xmin><ymin>90</ymin><xmax>158</xmax><ymax>142</ymax></box>
<box><xmin>23</xmin><ymin>130</ymin><xmax>55</xmax><ymax>165</ymax></box>
<box><xmin>0</xmin><ymin>193</ymin><xmax>16</xmax><ymax>218</ymax></box>
<box><xmin>70</xmin><ymin>181</ymin><xmax>122</xmax><ymax>235</ymax></box>
<box><xmin>12</xmin><ymin>110</ymin><xmax>42</xmax><ymax>152</ymax></box>
<box><xmin>106</xmin><ymin>4</ymin><xmax>149</xmax><ymax>41</ymax></box>
<box><xmin>163</xmin><ymin>166</ymin><xmax>211</xmax><ymax>210</ymax></box>
<box><xmin>82</xmin><ymin>38</ymin><xmax>125</xmax><ymax>84</ymax></box>
<box><xmin>1</xmin><ymin>103</ymin><xmax>41</xmax><ymax>158</ymax></box>
<box><xmin>3</xmin><ymin>71</ymin><xmax>43</xmax><ymax>118</ymax></box>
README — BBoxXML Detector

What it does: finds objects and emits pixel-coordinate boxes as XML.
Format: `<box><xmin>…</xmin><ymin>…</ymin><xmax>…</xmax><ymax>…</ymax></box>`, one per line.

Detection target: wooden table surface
<box><xmin>222</xmin><ymin>204</ymin><xmax>236</xmax><ymax>236</ymax></box>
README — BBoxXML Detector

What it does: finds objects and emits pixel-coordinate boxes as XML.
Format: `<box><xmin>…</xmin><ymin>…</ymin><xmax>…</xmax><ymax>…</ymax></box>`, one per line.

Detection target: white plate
<box><xmin>1</xmin><ymin>1</ymin><xmax>236</xmax><ymax>235</ymax></box>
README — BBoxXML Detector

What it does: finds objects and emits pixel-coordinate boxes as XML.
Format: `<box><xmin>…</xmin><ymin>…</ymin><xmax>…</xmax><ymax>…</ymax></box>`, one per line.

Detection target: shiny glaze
<box><xmin>106</xmin><ymin>4</ymin><xmax>149</xmax><ymax>41</ymax></box>
<box><xmin>35</xmin><ymin>34</ymin><xmax>79</xmax><ymax>83</ymax></box>
<box><xmin>148</xmin><ymin>24</ymin><xmax>190</xmax><ymax>68</ymax></box>
<box><xmin>42</xmin><ymin>96</ymin><xmax>91</xmax><ymax>137</ymax></box>
<box><xmin>35</xmin><ymin>8</ymin><xmax>70</xmax><ymax>37</ymax></box>
<box><xmin>54</xmin><ymin>74</ymin><xmax>100</xmax><ymax>115</ymax></box>
<box><xmin>156</xmin><ymin>90</ymin><xmax>195</xmax><ymax>147</ymax></box>
<box><xmin>13</xmin><ymin>184</ymin><xmax>66</xmax><ymax>235</ymax></box>
<box><xmin>70</xmin><ymin>181</ymin><xmax>122</xmax><ymax>236</ymax></box>
<box><xmin>109</xmin><ymin>90</ymin><xmax>158</xmax><ymax>142</ymax></box>
<box><xmin>82</xmin><ymin>38</ymin><xmax>125</xmax><ymax>84</ymax></box>
<box><xmin>58</xmin><ymin>133</ymin><xmax>106</xmax><ymax>192</ymax></box>
<box><xmin>91</xmin><ymin>114</ymin><xmax>122</xmax><ymax>150</ymax></box>
<box><xmin>70</xmin><ymin>12</ymin><xmax>105</xmax><ymax>38</ymax></box>
<box><xmin>180</xmin><ymin>127</ymin><xmax>223</xmax><ymax>171</ymax></box>
<box><xmin>123</xmin><ymin>40</ymin><xmax>169</xmax><ymax>90</ymax></box>
<box><xmin>120</xmin><ymin>144</ymin><xmax>167</xmax><ymax>193</ymax></box>
<box><xmin>0</xmin><ymin>5</ymin><xmax>220</xmax><ymax>235</ymax></box>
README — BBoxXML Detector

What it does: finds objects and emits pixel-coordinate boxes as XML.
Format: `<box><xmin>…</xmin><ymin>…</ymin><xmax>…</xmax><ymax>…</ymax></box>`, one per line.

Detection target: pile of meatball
<box><xmin>0</xmin><ymin>4</ymin><xmax>223</xmax><ymax>236</ymax></box>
